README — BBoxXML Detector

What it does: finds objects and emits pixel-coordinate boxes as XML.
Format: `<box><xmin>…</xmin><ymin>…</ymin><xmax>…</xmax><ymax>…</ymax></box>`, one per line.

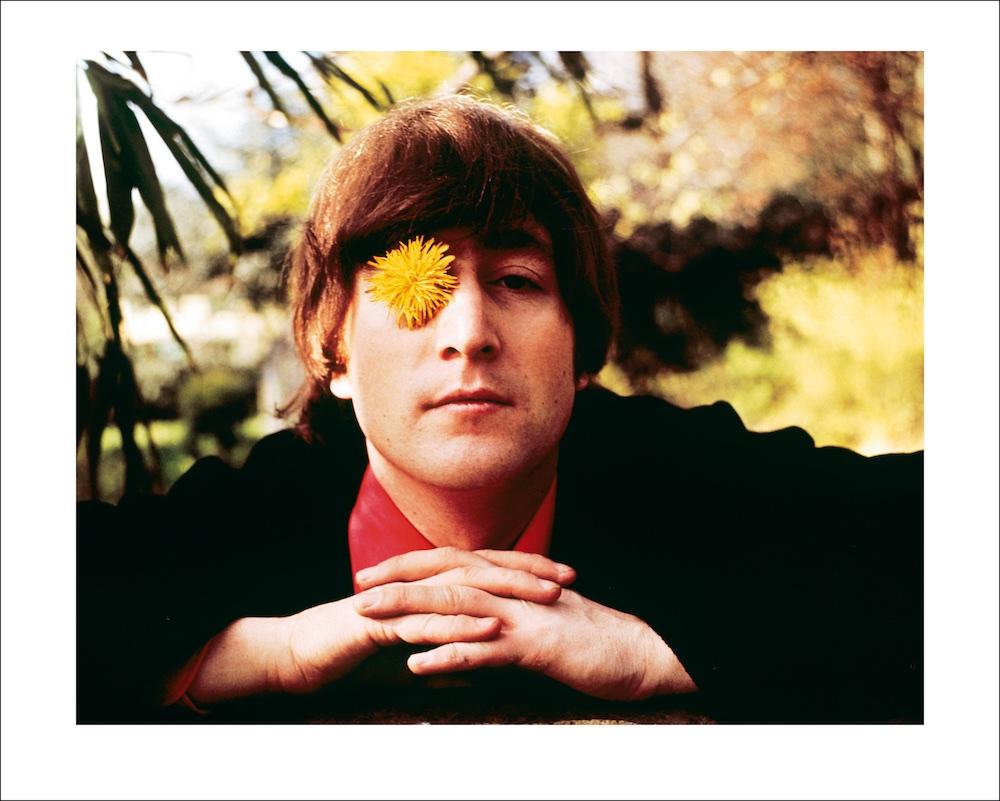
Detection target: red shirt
<box><xmin>165</xmin><ymin>466</ymin><xmax>557</xmax><ymax>707</ymax></box>
<box><xmin>348</xmin><ymin>466</ymin><xmax>556</xmax><ymax>591</ymax></box>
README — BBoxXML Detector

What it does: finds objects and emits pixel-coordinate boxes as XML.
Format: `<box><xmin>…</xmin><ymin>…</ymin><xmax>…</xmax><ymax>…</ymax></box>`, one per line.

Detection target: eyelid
<box><xmin>493</xmin><ymin>260</ymin><xmax>546</xmax><ymax>280</ymax></box>
<box><xmin>492</xmin><ymin>273</ymin><xmax>543</xmax><ymax>292</ymax></box>
<box><xmin>494</xmin><ymin>268</ymin><xmax>541</xmax><ymax>282</ymax></box>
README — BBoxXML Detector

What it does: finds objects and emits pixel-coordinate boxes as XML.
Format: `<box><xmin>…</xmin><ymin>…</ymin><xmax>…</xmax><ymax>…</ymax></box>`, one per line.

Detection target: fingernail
<box><xmin>477</xmin><ymin>617</ymin><xmax>497</xmax><ymax>627</ymax></box>
<box><xmin>355</xmin><ymin>568</ymin><xmax>374</xmax><ymax>583</ymax></box>
<box><xmin>409</xmin><ymin>653</ymin><xmax>429</xmax><ymax>668</ymax></box>
<box><xmin>556</xmin><ymin>563</ymin><xmax>574</xmax><ymax>573</ymax></box>
<box><xmin>539</xmin><ymin>579</ymin><xmax>560</xmax><ymax>591</ymax></box>
<box><xmin>355</xmin><ymin>590</ymin><xmax>381</xmax><ymax>610</ymax></box>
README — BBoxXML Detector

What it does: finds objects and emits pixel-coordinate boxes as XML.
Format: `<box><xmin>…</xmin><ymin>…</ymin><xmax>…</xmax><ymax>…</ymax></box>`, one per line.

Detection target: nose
<box><xmin>434</xmin><ymin>280</ymin><xmax>500</xmax><ymax>362</ymax></box>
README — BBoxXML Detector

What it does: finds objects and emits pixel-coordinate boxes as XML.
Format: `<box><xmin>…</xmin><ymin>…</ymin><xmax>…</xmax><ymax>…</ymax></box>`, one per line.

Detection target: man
<box><xmin>77</xmin><ymin>95</ymin><xmax>922</xmax><ymax>723</ymax></box>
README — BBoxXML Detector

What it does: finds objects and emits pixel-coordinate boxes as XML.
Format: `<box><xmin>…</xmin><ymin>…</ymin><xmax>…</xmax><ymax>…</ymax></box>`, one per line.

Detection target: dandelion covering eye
<box><xmin>365</xmin><ymin>236</ymin><xmax>458</xmax><ymax>329</ymax></box>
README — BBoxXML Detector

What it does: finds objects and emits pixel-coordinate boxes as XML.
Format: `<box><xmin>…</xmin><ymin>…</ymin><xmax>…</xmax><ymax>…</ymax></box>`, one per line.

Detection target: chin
<box><xmin>414</xmin><ymin>446</ymin><xmax>550</xmax><ymax>491</ymax></box>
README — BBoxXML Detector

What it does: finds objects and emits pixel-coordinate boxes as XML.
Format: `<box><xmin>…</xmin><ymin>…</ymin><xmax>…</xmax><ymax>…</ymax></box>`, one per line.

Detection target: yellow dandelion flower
<box><xmin>365</xmin><ymin>236</ymin><xmax>458</xmax><ymax>329</ymax></box>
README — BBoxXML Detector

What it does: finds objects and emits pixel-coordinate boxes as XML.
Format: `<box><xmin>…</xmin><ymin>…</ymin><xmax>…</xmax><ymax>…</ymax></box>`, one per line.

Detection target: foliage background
<box><xmin>75</xmin><ymin>50</ymin><xmax>924</xmax><ymax>501</ymax></box>
<box><xmin>5</xmin><ymin>3</ymin><xmax>997</xmax><ymax>798</ymax></box>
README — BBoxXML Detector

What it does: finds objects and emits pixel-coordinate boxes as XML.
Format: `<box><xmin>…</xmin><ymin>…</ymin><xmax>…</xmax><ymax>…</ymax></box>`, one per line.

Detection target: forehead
<box><xmin>435</xmin><ymin>219</ymin><xmax>553</xmax><ymax>257</ymax></box>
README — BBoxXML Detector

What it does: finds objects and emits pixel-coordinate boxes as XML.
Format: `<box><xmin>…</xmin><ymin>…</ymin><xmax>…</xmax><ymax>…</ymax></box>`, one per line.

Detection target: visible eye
<box><xmin>494</xmin><ymin>274</ymin><xmax>540</xmax><ymax>291</ymax></box>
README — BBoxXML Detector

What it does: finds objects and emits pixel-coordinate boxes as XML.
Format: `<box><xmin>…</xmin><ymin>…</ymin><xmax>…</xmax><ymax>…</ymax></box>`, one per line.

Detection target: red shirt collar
<box><xmin>348</xmin><ymin>466</ymin><xmax>556</xmax><ymax>593</ymax></box>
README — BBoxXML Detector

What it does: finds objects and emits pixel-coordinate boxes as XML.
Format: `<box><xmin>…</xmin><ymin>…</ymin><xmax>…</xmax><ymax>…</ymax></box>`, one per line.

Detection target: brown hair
<box><xmin>285</xmin><ymin>94</ymin><xmax>618</xmax><ymax>435</ymax></box>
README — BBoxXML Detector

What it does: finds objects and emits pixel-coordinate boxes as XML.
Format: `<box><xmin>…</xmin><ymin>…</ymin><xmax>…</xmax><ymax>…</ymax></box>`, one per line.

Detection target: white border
<box><xmin>2</xmin><ymin>2</ymin><xmax>998</xmax><ymax>799</ymax></box>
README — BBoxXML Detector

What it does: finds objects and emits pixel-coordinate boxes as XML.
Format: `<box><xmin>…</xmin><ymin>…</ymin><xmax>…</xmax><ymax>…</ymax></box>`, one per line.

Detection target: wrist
<box><xmin>187</xmin><ymin>616</ymin><xmax>288</xmax><ymax>706</ymax></box>
<box><xmin>277</xmin><ymin>599</ymin><xmax>377</xmax><ymax>694</ymax></box>
<box><xmin>637</xmin><ymin>623</ymin><xmax>699</xmax><ymax>699</ymax></box>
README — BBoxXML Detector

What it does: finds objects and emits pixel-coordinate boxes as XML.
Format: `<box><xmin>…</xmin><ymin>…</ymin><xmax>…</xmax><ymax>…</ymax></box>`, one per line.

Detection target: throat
<box><xmin>366</xmin><ymin>448</ymin><xmax>557</xmax><ymax>551</ymax></box>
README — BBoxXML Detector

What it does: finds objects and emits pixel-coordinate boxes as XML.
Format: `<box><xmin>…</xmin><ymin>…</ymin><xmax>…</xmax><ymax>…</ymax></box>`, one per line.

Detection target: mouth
<box><xmin>427</xmin><ymin>388</ymin><xmax>514</xmax><ymax>410</ymax></box>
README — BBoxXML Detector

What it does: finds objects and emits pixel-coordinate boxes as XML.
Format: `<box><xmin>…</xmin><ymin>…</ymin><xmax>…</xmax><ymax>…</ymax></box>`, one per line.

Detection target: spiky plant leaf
<box><xmin>306</xmin><ymin>53</ymin><xmax>384</xmax><ymax>111</ymax></box>
<box><xmin>263</xmin><ymin>51</ymin><xmax>342</xmax><ymax>141</ymax></box>
<box><xmin>241</xmin><ymin>51</ymin><xmax>288</xmax><ymax>116</ymax></box>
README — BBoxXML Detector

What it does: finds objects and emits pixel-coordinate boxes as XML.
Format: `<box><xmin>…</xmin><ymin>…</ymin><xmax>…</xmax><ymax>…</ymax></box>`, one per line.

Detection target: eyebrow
<box><xmin>481</xmin><ymin>227</ymin><xmax>553</xmax><ymax>255</ymax></box>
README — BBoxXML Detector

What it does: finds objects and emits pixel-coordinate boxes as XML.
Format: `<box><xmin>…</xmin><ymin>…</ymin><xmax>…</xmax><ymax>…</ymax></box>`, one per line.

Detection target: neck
<box><xmin>367</xmin><ymin>449</ymin><xmax>558</xmax><ymax>551</ymax></box>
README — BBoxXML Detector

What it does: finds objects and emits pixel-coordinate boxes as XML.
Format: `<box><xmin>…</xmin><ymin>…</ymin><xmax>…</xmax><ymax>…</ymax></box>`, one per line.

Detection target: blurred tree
<box><xmin>76</xmin><ymin>51</ymin><xmax>396</xmax><ymax>499</ymax></box>
<box><xmin>591</xmin><ymin>51</ymin><xmax>923</xmax><ymax>376</ymax></box>
<box><xmin>78</xmin><ymin>51</ymin><xmax>924</xmax><ymax>500</ymax></box>
<box><xmin>77</xmin><ymin>50</ymin><xmax>599</xmax><ymax>499</ymax></box>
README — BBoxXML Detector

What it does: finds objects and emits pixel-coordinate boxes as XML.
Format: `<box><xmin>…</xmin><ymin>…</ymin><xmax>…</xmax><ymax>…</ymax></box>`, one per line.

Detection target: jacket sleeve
<box><xmin>77</xmin><ymin>456</ymin><xmax>248</xmax><ymax>722</ymax></box>
<box><xmin>647</xmin><ymin>404</ymin><xmax>923</xmax><ymax>722</ymax></box>
<box><xmin>564</xmin><ymin>391</ymin><xmax>923</xmax><ymax>723</ymax></box>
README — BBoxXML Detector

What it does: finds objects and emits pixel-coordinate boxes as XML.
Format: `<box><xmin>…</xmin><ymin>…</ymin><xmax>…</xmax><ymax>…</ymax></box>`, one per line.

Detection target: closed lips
<box><xmin>429</xmin><ymin>389</ymin><xmax>512</xmax><ymax>407</ymax></box>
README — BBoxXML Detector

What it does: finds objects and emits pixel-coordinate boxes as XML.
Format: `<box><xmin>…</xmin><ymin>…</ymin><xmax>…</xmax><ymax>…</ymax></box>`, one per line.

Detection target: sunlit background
<box><xmin>76</xmin><ymin>51</ymin><xmax>924</xmax><ymax>501</ymax></box>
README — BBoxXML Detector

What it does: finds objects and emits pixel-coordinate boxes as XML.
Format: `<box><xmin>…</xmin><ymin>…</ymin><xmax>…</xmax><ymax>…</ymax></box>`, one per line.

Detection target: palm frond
<box><xmin>306</xmin><ymin>52</ymin><xmax>386</xmax><ymax>111</ymax></box>
<box><xmin>263</xmin><ymin>51</ymin><xmax>342</xmax><ymax>141</ymax></box>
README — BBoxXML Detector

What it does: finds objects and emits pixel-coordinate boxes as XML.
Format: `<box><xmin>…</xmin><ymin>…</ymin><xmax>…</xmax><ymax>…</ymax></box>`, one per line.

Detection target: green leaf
<box><xmin>85</xmin><ymin>59</ymin><xmax>241</xmax><ymax>256</ymax></box>
<box><xmin>77</xmin><ymin>362</ymin><xmax>91</xmax><ymax>448</ymax></box>
<box><xmin>112</xmin><ymin>94</ymin><xmax>185</xmax><ymax>265</ymax></box>
<box><xmin>86</xmin><ymin>347</ymin><xmax>114</xmax><ymax>498</ymax></box>
<box><xmin>377</xmin><ymin>79</ymin><xmax>395</xmax><ymax>107</ymax></box>
<box><xmin>86</xmin><ymin>70</ymin><xmax>136</xmax><ymax>250</ymax></box>
<box><xmin>76</xmin><ymin>98</ymin><xmax>112</xmax><ymax>253</ymax></box>
<box><xmin>241</xmin><ymin>51</ymin><xmax>288</xmax><ymax>116</ymax></box>
<box><xmin>137</xmin><ymin>99</ymin><xmax>242</xmax><ymax>254</ymax></box>
<box><xmin>123</xmin><ymin>51</ymin><xmax>148</xmax><ymax>83</ymax></box>
<box><xmin>76</xmin><ymin>247</ymin><xmax>99</xmax><ymax>295</ymax></box>
<box><xmin>168</xmin><ymin>119</ymin><xmax>233</xmax><ymax>198</ymax></box>
<box><xmin>557</xmin><ymin>51</ymin><xmax>589</xmax><ymax>82</ymax></box>
<box><xmin>123</xmin><ymin>245</ymin><xmax>196</xmax><ymax>366</ymax></box>
<box><xmin>93</xmin><ymin>246</ymin><xmax>123</xmax><ymax>345</ymax></box>
<box><xmin>107</xmin><ymin>344</ymin><xmax>152</xmax><ymax>497</ymax></box>
<box><xmin>141</xmin><ymin>417</ymin><xmax>165</xmax><ymax>493</ymax></box>
<box><xmin>263</xmin><ymin>51</ymin><xmax>342</xmax><ymax>142</ymax></box>
<box><xmin>84</xmin><ymin>59</ymin><xmax>137</xmax><ymax>92</ymax></box>
<box><xmin>86</xmin><ymin>61</ymin><xmax>185</xmax><ymax>266</ymax></box>
<box><xmin>76</xmin><ymin>259</ymin><xmax>110</xmax><ymax>343</ymax></box>
<box><xmin>306</xmin><ymin>52</ymin><xmax>384</xmax><ymax>111</ymax></box>
<box><xmin>76</xmin><ymin>246</ymin><xmax>110</xmax><ymax>333</ymax></box>
<box><xmin>469</xmin><ymin>52</ymin><xmax>517</xmax><ymax>96</ymax></box>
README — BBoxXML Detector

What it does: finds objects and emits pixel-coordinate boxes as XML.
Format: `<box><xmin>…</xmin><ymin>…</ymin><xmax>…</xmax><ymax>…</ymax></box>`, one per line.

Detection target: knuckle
<box><xmin>446</xmin><ymin>643</ymin><xmax>471</xmax><ymax>667</ymax></box>
<box><xmin>417</xmin><ymin>614</ymin><xmax>437</xmax><ymax>640</ymax></box>
<box><xmin>441</xmin><ymin>584</ymin><xmax>464</xmax><ymax>610</ymax></box>
<box><xmin>377</xmin><ymin>584</ymin><xmax>405</xmax><ymax>609</ymax></box>
<box><xmin>367</xmin><ymin>617</ymin><xmax>394</xmax><ymax>647</ymax></box>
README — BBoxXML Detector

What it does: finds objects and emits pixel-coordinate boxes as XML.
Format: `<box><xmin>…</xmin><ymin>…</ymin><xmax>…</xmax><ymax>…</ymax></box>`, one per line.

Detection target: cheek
<box><xmin>531</xmin><ymin>314</ymin><xmax>577</xmax><ymax>409</ymax></box>
<box><xmin>340</xmin><ymin>328</ymin><xmax>401</xmax><ymax>425</ymax></box>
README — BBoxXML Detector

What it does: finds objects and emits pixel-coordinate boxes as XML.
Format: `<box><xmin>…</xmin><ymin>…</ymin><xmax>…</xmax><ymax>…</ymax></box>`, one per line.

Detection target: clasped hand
<box><xmin>343</xmin><ymin>547</ymin><xmax>696</xmax><ymax>701</ymax></box>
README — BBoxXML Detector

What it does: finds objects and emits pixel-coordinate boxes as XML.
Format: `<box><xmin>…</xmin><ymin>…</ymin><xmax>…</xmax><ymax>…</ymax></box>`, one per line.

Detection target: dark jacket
<box><xmin>77</xmin><ymin>387</ymin><xmax>923</xmax><ymax>723</ymax></box>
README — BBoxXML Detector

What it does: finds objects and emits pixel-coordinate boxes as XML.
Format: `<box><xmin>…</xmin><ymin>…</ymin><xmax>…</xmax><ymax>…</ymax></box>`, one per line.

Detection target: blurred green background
<box><xmin>76</xmin><ymin>51</ymin><xmax>923</xmax><ymax>501</ymax></box>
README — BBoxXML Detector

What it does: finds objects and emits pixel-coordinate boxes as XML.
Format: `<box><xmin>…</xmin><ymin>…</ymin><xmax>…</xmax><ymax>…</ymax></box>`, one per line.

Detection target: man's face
<box><xmin>330</xmin><ymin>224</ymin><xmax>577</xmax><ymax>491</ymax></box>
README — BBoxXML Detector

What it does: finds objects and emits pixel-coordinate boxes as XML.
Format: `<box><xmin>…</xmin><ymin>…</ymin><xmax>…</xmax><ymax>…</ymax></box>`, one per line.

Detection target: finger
<box><xmin>356</xmin><ymin>547</ymin><xmax>575</xmax><ymax>589</ymax></box>
<box><xmin>355</xmin><ymin>546</ymin><xmax>495</xmax><ymax>589</ymax></box>
<box><xmin>407</xmin><ymin>641</ymin><xmax>514</xmax><ymax>675</ymax></box>
<box><xmin>420</xmin><ymin>565</ymin><xmax>561</xmax><ymax>604</ymax></box>
<box><xmin>473</xmin><ymin>550</ymin><xmax>576</xmax><ymax>585</ymax></box>
<box><xmin>354</xmin><ymin>583</ymin><xmax>501</xmax><ymax>619</ymax></box>
<box><xmin>370</xmin><ymin>614</ymin><xmax>501</xmax><ymax>647</ymax></box>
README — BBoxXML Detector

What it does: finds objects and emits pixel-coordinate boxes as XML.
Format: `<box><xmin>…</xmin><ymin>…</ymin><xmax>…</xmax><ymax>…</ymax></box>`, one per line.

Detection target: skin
<box><xmin>188</xmin><ymin>550</ymin><xmax>576</xmax><ymax>703</ymax></box>
<box><xmin>186</xmin><ymin>224</ymin><xmax>697</xmax><ymax>708</ymax></box>
<box><xmin>353</xmin><ymin>549</ymin><xmax>697</xmax><ymax>700</ymax></box>
<box><xmin>329</xmin><ymin>224</ymin><xmax>579</xmax><ymax>550</ymax></box>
